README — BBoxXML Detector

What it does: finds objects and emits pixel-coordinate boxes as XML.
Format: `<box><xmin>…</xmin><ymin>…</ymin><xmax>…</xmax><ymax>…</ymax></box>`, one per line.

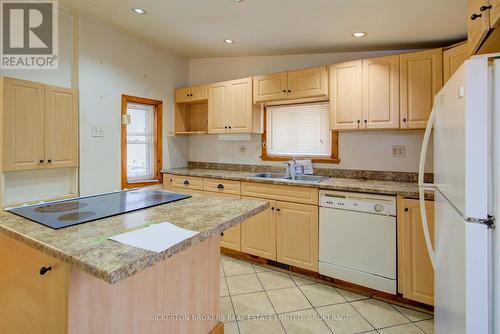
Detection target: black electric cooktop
<box><xmin>7</xmin><ymin>189</ymin><xmax>191</xmax><ymax>229</ymax></box>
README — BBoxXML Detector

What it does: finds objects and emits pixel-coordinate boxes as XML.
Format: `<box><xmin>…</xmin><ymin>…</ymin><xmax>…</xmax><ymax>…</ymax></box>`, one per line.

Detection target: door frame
<box><xmin>121</xmin><ymin>94</ymin><xmax>163</xmax><ymax>189</ymax></box>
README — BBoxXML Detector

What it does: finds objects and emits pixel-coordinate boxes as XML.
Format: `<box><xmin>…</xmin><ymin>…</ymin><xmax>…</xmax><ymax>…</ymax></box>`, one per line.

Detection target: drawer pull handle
<box><xmin>183</xmin><ymin>180</ymin><xmax>190</xmax><ymax>185</ymax></box>
<box><xmin>39</xmin><ymin>266</ymin><xmax>52</xmax><ymax>275</ymax></box>
<box><xmin>404</xmin><ymin>208</ymin><xmax>409</xmax><ymax>212</ymax></box>
<box><xmin>480</xmin><ymin>5</ymin><xmax>492</xmax><ymax>11</ymax></box>
<box><xmin>217</xmin><ymin>184</ymin><xmax>224</xmax><ymax>189</ymax></box>
<box><xmin>220</xmin><ymin>232</ymin><xmax>224</xmax><ymax>236</ymax></box>
<box><xmin>471</xmin><ymin>13</ymin><xmax>482</xmax><ymax>20</ymax></box>
<box><xmin>271</xmin><ymin>207</ymin><xmax>275</xmax><ymax>211</ymax></box>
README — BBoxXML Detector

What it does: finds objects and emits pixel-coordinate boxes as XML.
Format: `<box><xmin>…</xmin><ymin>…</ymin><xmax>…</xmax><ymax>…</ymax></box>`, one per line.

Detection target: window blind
<box><xmin>266</xmin><ymin>102</ymin><xmax>331</xmax><ymax>157</ymax></box>
<box><xmin>126</xmin><ymin>102</ymin><xmax>156</xmax><ymax>182</ymax></box>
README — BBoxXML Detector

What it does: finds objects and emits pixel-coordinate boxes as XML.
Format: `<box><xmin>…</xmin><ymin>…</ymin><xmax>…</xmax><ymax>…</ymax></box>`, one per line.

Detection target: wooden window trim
<box><xmin>121</xmin><ymin>95</ymin><xmax>163</xmax><ymax>189</ymax></box>
<box><xmin>260</xmin><ymin>107</ymin><xmax>340</xmax><ymax>164</ymax></box>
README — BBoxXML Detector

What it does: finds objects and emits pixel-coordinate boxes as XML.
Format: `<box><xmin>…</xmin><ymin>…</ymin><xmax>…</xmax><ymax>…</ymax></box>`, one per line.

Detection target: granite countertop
<box><xmin>0</xmin><ymin>193</ymin><xmax>268</xmax><ymax>284</ymax></box>
<box><xmin>163</xmin><ymin>168</ymin><xmax>434</xmax><ymax>199</ymax></box>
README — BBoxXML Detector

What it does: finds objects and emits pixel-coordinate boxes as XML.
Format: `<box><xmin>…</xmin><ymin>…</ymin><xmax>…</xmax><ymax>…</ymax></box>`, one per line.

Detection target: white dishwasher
<box><xmin>319</xmin><ymin>190</ymin><xmax>397</xmax><ymax>294</ymax></box>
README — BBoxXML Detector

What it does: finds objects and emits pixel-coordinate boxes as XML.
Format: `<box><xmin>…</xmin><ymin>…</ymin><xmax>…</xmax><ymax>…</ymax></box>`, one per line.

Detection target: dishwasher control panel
<box><xmin>320</xmin><ymin>190</ymin><xmax>396</xmax><ymax>216</ymax></box>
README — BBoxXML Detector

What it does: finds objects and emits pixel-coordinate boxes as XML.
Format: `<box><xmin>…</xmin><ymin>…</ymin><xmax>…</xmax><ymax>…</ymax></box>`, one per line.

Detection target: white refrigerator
<box><xmin>418</xmin><ymin>54</ymin><xmax>499</xmax><ymax>334</ymax></box>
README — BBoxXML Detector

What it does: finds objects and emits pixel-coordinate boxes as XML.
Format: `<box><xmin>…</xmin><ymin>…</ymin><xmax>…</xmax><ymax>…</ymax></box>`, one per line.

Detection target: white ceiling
<box><xmin>60</xmin><ymin>0</ymin><xmax>467</xmax><ymax>58</ymax></box>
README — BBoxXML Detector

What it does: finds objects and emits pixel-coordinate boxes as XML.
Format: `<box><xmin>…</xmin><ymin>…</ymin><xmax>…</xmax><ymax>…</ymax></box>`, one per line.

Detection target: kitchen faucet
<box><xmin>283</xmin><ymin>157</ymin><xmax>297</xmax><ymax>180</ymax></box>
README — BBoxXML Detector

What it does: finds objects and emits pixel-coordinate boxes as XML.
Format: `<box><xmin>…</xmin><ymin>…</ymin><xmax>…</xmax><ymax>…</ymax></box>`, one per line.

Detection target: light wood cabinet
<box><xmin>241</xmin><ymin>181</ymin><xmax>319</xmax><ymax>205</ymax></box>
<box><xmin>491</xmin><ymin>0</ymin><xmax>500</xmax><ymax>28</ymax></box>
<box><xmin>329</xmin><ymin>61</ymin><xmax>363</xmax><ymax>130</ymax></box>
<box><xmin>204</xmin><ymin>178</ymin><xmax>241</xmax><ymax>196</ymax></box>
<box><xmin>44</xmin><ymin>85</ymin><xmax>79</xmax><ymax>168</ymax></box>
<box><xmin>252</xmin><ymin>66</ymin><xmax>328</xmax><ymax>103</ymax></box>
<box><xmin>208</xmin><ymin>192</ymin><xmax>242</xmax><ymax>251</ymax></box>
<box><xmin>362</xmin><ymin>55</ymin><xmax>400</xmax><ymax>129</ymax></box>
<box><xmin>468</xmin><ymin>0</ymin><xmax>491</xmax><ymax>54</ymax></box>
<box><xmin>287</xmin><ymin>66</ymin><xmax>328</xmax><ymax>100</ymax></box>
<box><xmin>175</xmin><ymin>85</ymin><xmax>208</xmax><ymax>103</ymax></box>
<box><xmin>0</xmin><ymin>233</ymin><xmax>68</xmax><ymax>334</ymax></box>
<box><xmin>397</xmin><ymin>197</ymin><xmax>435</xmax><ymax>305</ymax></box>
<box><xmin>443</xmin><ymin>43</ymin><xmax>469</xmax><ymax>83</ymax></box>
<box><xmin>241</xmin><ymin>197</ymin><xmax>277</xmax><ymax>260</ymax></box>
<box><xmin>400</xmin><ymin>49</ymin><xmax>443</xmax><ymax>129</ymax></box>
<box><xmin>253</xmin><ymin>72</ymin><xmax>288</xmax><ymax>103</ymax></box>
<box><xmin>208</xmin><ymin>78</ymin><xmax>252</xmax><ymax>134</ymax></box>
<box><xmin>2</xmin><ymin>77</ymin><xmax>78</xmax><ymax>172</ymax></box>
<box><xmin>171</xmin><ymin>175</ymin><xmax>204</xmax><ymax>191</ymax></box>
<box><xmin>276</xmin><ymin>201</ymin><xmax>319</xmax><ymax>272</ymax></box>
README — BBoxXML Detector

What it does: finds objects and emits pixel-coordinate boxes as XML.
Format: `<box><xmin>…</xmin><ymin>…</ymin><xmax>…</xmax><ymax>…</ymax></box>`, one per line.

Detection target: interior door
<box><xmin>3</xmin><ymin>78</ymin><xmax>45</xmax><ymax>171</ymax></box>
<box><xmin>400</xmin><ymin>48</ymin><xmax>443</xmax><ymax>129</ymax></box>
<box><xmin>241</xmin><ymin>198</ymin><xmax>277</xmax><ymax>260</ymax></box>
<box><xmin>44</xmin><ymin>85</ymin><xmax>79</xmax><ymax>168</ymax></box>
<box><xmin>226</xmin><ymin>78</ymin><xmax>252</xmax><ymax>133</ymax></box>
<box><xmin>329</xmin><ymin>61</ymin><xmax>363</xmax><ymax>130</ymax></box>
<box><xmin>287</xmin><ymin>66</ymin><xmax>328</xmax><ymax>100</ymax></box>
<box><xmin>276</xmin><ymin>201</ymin><xmax>318</xmax><ymax>272</ymax></box>
<box><xmin>253</xmin><ymin>72</ymin><xmax>288</xmax><ymax>103</ymax></box>
<box><xmin>207</xmin><ymin>83</ymin><xmax>227</xmax><ymax>133</ymax></box>
<box><xmin>362</xmin><ymin>55</ymin><xmax>400</xmax><ymax>129</ymax></box>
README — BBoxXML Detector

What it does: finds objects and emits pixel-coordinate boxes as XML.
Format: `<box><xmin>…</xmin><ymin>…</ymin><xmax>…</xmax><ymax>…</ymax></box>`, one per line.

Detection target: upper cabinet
<box><xmin>443</xmin><ymin>43</ymin><xmax>469</xmax><ymax>83</ymax></box>
<box><xmin>253</xmin><ymin>66</ymin><xmax>328</xmax><ymax>103</ymax></box>
<box><xmin>400</xmin><ymin>48</ymin><xmax>443</xmax><ymax>129</ymax></box>
<box><xmin>175</xmin><ymin>84</ymin><xmax>208</xmax><ymax>103</ymax></box>
<box><xmin>362</xmin><ymin>55</ymin><xmax>400</xmax><ymax>129</ymax></box>
<box><xmin>2</xmin><ymin>77</ymin><xmax>78</xmax><ymax>172</ymax></box>
<box><xmin>208</xmin><ymin>78</ymin><xmax>253</xmax><ymax>134</ymax></box>
<box><xmin>468</xmin><ymin>0</ymin><xmax>500</xmax><ymax>54</ymax></box>
<box><xmin>329</xmin><ymin>55</ymin><xmax>399</xmax><ymax>130</ymax></box>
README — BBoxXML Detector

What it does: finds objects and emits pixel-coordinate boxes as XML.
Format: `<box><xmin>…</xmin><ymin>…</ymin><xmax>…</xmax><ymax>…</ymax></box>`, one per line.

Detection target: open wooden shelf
<box><xmin>174</xmin><ymin>101</ymin><xmax>208</xmax><ymax>135</ymax></box>
<box><xmin>174</xmin><ymin>130</ymin><xmax>208</xmax><ymax>135</ymax></box>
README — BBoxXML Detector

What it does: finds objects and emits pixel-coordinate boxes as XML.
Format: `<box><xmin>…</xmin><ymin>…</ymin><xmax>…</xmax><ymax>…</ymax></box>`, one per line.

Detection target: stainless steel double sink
<box><xmin>252</xmin><ymin>173</ymin><xmax>328</xmax><ymax>183</ymax></box>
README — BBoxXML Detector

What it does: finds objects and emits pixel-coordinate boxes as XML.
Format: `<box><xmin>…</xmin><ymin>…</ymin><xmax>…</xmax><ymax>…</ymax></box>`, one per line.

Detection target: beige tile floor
<box><xmin>220</xmin><ymin>255</ymin><xmax>434</xmax><ymax>334</ymax></box>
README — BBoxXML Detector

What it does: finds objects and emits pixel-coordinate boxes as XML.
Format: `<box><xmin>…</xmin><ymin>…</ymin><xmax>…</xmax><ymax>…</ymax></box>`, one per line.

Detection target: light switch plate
<box><xmin>92</xmin><ymin>127</ymin><xmax>104</xmax><ymax>137</ymax></box>
<box><xmin>392</xmin><ymin>145</ymin><xmax>405</xmax><ymax>158</ymax></box>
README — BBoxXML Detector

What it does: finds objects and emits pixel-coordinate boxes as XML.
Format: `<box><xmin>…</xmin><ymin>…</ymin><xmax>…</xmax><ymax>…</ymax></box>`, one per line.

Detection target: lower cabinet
<box><xmin>220</xmin><ymin>225</ymin><xmax>241</xmax><ymax>251</ymax></box>
<box><xmin>276</xmin><ymin>201</ymin><xmax>319</xmax><ymax>272</ymax></box>
<box><xmin>241</xmin><ymin>198</ymin><xmax>277</xmax><ymax>260</ymax></box>
<box><xmin>397</xmin><ymin>197</ymin><xmax>435</xmax><ymax>305</ymax></box>
<box><xmin>0</xmin><ymin>233</ymin><xmax>68</xmax><ymax>334</ymax></box>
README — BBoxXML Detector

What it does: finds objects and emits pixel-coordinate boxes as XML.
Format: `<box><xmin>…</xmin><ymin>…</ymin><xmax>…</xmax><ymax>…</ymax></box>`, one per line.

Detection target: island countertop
<box><xmin>0</xmin><ymin>192</ymin><xmax>268</xmax><ymax>284</ymax></box>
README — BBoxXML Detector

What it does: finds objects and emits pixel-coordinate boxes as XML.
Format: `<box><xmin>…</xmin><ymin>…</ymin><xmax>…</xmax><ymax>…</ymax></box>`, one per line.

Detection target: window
<box><xmin>262</xmin><ymin>102</ymin><xmax>339</xmax><ymax>163</ymax></box>
<box><xmin>121</xmin><ymin>95</ymin><xmax>163</xmax><ymax>188</ymax></box>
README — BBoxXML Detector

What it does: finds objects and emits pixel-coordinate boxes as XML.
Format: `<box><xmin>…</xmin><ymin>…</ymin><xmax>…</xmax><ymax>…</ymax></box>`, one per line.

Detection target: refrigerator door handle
<box><xmin>418</xmin><ymin>103</ymin><xmax>437</xmax><ymax>269</ymax></box>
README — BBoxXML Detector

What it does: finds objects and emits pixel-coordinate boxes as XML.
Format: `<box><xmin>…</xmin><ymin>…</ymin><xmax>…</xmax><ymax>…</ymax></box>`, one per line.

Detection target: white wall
<box><xmin>188</xmin><ymin>51</ymin><xmax>433</xmax><ymax>172</ymax></box>
<box><xmin>78</xmin><ymin>15</ymin><xmax>189</xmax><ymax>195</ymax></box>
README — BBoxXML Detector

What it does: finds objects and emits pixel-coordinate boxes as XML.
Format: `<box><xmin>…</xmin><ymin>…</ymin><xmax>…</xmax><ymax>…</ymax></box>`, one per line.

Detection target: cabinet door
<box><xmin>443</xmin><ymin>43</ymin><xmax>469</xmax><ymax>83</ymax></box>
<box><xmin>241</xmin><ymin>198</ymin><xmax>277</xmax><ymax>260</ymax></box>
<box><xmin>398</xmin><ymin>198</ymin><xmax>435</xmax><ymax>305</ymax></box>
<box><xmin>468</xmin><ymin>0</ymin><xmax>491</xmax><ymax>54</ymax></box>
<box><xmin>276</xmin><ymin>201</ymin><xmax>318</xmax><ymax>272</ymax></box>
<box><xmin>0</xmin><ymin>234</ymin><xmax>68</xmax><ymax>334</ymax></box>
<box><xmin>329</xmin><ymin>61</ymin><xmax>363</xmax><ymax>130</ymax></box>
<box><xmin>400</xmin><ymin>49</ymin><xmax>443</xmax><ymax>129</ymax></box>
<box><xmin>226</xmin><ymin>78</ymin><xmax>253</xmax><ymax>133</ymax></box>
<box><xmin>44</xmin><ymin>85</ymin><xmax>79</xmax><ymax>168</ymax></box>
<box><xmin>208</xmin><ymin>83</ymin><xmax>227</xmax><ymax>134</ymax></box>
<box><xmin>175</xmin><ymin>87</ymin><xmax>192</xmax><ymax>103</ymax></box>
<box><xmin>287</xmin><ymin>66</ymin><xmax>328</xmax><ymax>100</ymax></box>
<box><xmin>3</xmin><ymin>78</ymin><xmax>45</xmax><ymax>171</ymax></box>
<box><xmin>362</xmin><ymin>55</ymin><xmax>400</xmax><ymax>129</ymax></box>
<box><xmin>490</xmin><ymin>0</ymin><xmax>500</xmax><ymax>29</ymax></box>
<box><xmin>253</xmin><ymin>72</ymin><xmax>288</xmax><ymax>103</ymax></box>
<box><xmin>210</xmin><ymin>192</ymin><xmax>242</xmax><ymax>251</ymax></box>
<box><xmin>190</xmin><ymin>85</ymin><xmax>208</xmax><ymax>102</ymax></box>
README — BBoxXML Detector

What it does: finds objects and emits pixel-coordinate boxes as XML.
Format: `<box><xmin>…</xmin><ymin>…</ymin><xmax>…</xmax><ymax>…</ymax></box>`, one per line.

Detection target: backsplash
<box><xmin>187</xmin><ymin>161</ymin><xmax>434</xmax><ymax>183</ymax></box>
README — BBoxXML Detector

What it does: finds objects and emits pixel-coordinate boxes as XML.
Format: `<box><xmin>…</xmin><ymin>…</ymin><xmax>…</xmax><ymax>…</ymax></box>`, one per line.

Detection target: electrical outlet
<box><xmin>92</xmin><ymin>127</ymin><xmax>104</xmax><ymax>137</ymax></box>
<box><xmin>239</xmin><ymin>144</ymin><xmax>246</xmax><ymax>153</ymax></box>
<box><xmin>392</xmin><ymin>145</ymin><xmax>405</xmax><ymax>158</ymax></box>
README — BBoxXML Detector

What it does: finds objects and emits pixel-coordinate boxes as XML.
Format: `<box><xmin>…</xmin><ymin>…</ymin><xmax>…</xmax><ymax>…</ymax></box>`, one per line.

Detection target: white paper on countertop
<box><xmin>108</xmin><ymin>222</ymin><xmax>198</xmax><ymax>253</ymax></box>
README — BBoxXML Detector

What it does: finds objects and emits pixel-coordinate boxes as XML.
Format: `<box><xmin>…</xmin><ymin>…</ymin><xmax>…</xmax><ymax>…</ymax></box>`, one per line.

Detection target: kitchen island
<box><xmin>0</xmin><ymin>192</ymin><xmax>268</xmax><ymax>334</ymax></box>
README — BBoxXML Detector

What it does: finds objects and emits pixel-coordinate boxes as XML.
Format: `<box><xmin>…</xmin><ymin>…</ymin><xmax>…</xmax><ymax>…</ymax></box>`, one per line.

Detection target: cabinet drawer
<box><xmin>171</xmin><ymin>175</ymin><xmax>204</xmax><ymax>190</ymax></box>
<box><xmin>241</xmin><ymin>182</ymin><xmax>318</xmax><ymax>205</ymax></box>
<box><xmin>204</xmin><ymin>178</ymin><xmax>241</xmax><ymax>196</ymax></box>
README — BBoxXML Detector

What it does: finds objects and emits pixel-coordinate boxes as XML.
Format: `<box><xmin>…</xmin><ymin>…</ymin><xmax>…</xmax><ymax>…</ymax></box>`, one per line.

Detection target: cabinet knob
<box><xmin>39</xmin><ymin>159</ymin><xmax>44</xmax><ymax>163</ymax></box>
<box><xmin>39</xmin><ymin>266</ymin><xmax>52</xmax><ymax>275</ymax></box>
<box><xmin>357</xmin><ymin>120</ymin><xmax>360</xmax><ymax>124</ymax></box>
<box><xmin>287</xmin><ymin>89</ymin><xmax>291</xmax><ymax>93</ymax></box>
<box><xmin>276</xmin><ymin>208</ymin><xmax>281</xmax><ymax>212</ymax></box>
<box><xmin>271</xmin><ymin>207</ymin><xmax>275</xmax><ymax>210</ymax></box>
<box><xmin>282</xmin><ymin>90</ymin><xmax>286</xmax><ymax>93</ymax></box>
<box><xmin>403</xmin><ymin>118</ymin><xmax>407</xmax><ymax>122</ymax></box>
<box><xmin>228</xmin><ymin>126</ymin><xmax>231</xmax><ymax>129</ymax></box>
<box><xmin>183</xmin><ymin>180</ymin><xmax>190</xmax><ymax>185</ymax></box>
<box><xmin>471</xmin><ymin>13</ymin><xmax>482</xmax><ymax>20</ymax></box>
<box><xmin>224</xmin><ymin>126</ymin><xmax>228</xmax><ymax>129</ymax></box>
<box><xmin>480</xmin><ymin>5</ymin><xmax>492</xmax><ymax>11</ymax></box>
<box><xmin>404</xmin><ymin>208</ymin><xmax>409</xmax><ymax>212</ymax></box>
<box><xmin>364</xmin><ymin>120</ymin><xmax>367</xmax><ymax>123</ymax></box>
<box><xmin>220</xmin><ymin>232</ymin><xmax>224</xmax><ymax>236</ymax></box>
<box><xmin>47</xmin><ymin>159</ymin><xmax>52</xmax><ymax>163</ymax></box>
<box><xmin>217</xmin><ymin>184</ymin><xmax>224</xmax><ymax>189</ymax></box>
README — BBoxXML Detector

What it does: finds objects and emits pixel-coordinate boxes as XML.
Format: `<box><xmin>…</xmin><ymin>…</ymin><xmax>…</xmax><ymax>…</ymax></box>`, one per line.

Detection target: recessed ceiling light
<box><xmin>224</xmin><ymin>39</ymin><xmax>234</xmax><ymax>44</ymax></box>
<box><xmin>352</xmin><ymin>32</ymin><xmax>367</xmax><ymax>38</ymax></box>
<box><xmin>132</xmin><ymin>8</ymin><xmax>145</xmax><ymax>15</ymax></box>
<box><xmin>233</xmin><ymin>0</ymin><xmax>243</xmax><ymax>2</ymax></box>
